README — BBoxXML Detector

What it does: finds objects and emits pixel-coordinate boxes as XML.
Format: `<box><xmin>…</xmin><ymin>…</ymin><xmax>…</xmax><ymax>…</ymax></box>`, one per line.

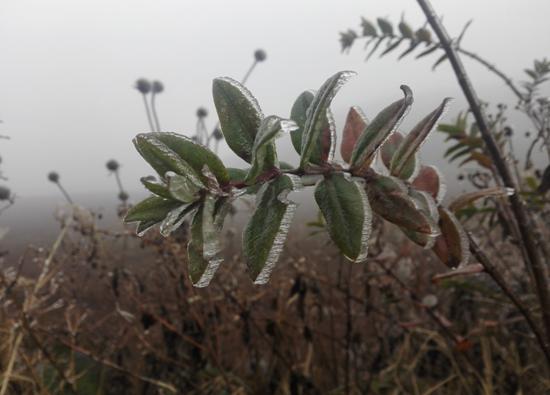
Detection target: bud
<box><xmin>196</xmin><ymin>107</ymin><xmax>208</xmax><ymax>118</ymax></box>
<box><xmin>0</xmin><ymin>186</ymin><xmax>10</xmax><ymax>201</ymax></box>
<box><xmin>152</xmin><ymin>80</ymin><xmax>164</xmax><ymax>94</ymax></box>
<box><xmin>212</xmin><ymin>127</ymin><xmax>223</xmax><ymax>141</ymax></box>
<box><xmin>254</xmin><ymin>49</ymin><xmax>267</xmax><ymax>62</ymax></box>
<box><xmin>118</xmin><ymin>191</ymin><xmax>129</xmax><ymax>202</ymax></box>
<box><xmin>48</xmin><ymin>171</ymin><xmax>60</xmax><ymax>183</ymax></box>
<box><xmin>106</xmin><ymin>159</ymin><xmax>120</xmax><ymax>172</ymax></box>
<box><xmin>134</xmin><ymin>78</ymin><xmax>152</xmax><ymax>95</ymax></box>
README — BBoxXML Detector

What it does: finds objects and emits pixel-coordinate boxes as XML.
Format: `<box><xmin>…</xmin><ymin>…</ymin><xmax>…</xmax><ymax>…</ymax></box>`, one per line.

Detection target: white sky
<box><xmin>0</xmin><ymin>0</ymin><xmax>549</xmax><ymax>199</ymax></box>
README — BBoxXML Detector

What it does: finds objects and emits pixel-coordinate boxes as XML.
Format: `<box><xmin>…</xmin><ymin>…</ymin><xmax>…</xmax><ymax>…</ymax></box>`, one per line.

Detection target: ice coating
<box><xmin>216</xmin><ymin>77</ymin><xmax>265</xmax><ymax>118</ymax></box>
<box><xmin>354</xmin><ymin>180</ymin><xmax>372</xmax><ymax>262</ymax></box>
<box><xmin>442</xmin><ymin>207</ymin><xmax>471</xmax><ymax>268</ymax></box>
<box><xmin>166</xmin><ymin>171</ymin><xmax>202</xmax><ymax>203</ymax></box>
<box><xmin>300</xmin><ymin>71</ymin><xmax>357</xmax><ymax>167</ymax></box>
<box><xmin>159</xmin><ymin>204</ymin><xmax>190</xmax><ymax>237</ymax></box>
<box><xmin>325</xmin><ymin>108</ymin><xmax>337</xmax><ymax>162</ymax></box>
<box><xmin>253</xmin><ymin>174</ymin><xmax>301</xmax><ymax>285</ymax></box>
<box><xmin>432</xmin><ymin>166</ymin><xmax>447</xmax><ymax>203</ymax></box>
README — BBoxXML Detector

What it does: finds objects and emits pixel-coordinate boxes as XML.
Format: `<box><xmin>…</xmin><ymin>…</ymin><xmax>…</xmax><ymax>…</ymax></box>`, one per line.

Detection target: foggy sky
<box><xmin>1</xmin><ymin>0</ymin><xmax>549</xmax><ymax>200</ymax></box>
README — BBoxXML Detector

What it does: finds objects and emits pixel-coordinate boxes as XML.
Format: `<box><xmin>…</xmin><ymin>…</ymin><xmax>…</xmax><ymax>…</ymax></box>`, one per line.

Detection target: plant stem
<box><xmin>467</xmin><ymin>232</ymin><xmax>550</xmax><ymax>366</ymax></box>
<box><xmin>114</xmin><ymin>171</ymin><xmax>125</xmax><ymax>195</ymax></box>
<box><xmin>151</xmin><ymin>92</ymin><xmax>161</xmax><ymax>132</ymax></box>
<box><xmin>241</xmin><ymin>60</ymin><xmax>258</xmax><ymax>85</ymax></box>
<box><xmin>141</xmin><ymin>93</ymin><xmax>155</xmax><ymax>131</ymax></box>
<box><xmin>56</xmin><ymin>182</ymin><xmax>73</xmax><ymax>204</ymax></box>
<box><xmin>416</xmin><ymin>0</ymin><xmax>550</xmax><ymax>363</ymax></box>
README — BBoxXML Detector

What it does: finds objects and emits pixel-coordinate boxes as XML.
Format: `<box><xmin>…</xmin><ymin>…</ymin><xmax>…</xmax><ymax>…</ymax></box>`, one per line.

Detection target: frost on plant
<box><xmin>126</xmin><ymin>71</ymin><xmax>469</xmax><ymax>286</ymax></box>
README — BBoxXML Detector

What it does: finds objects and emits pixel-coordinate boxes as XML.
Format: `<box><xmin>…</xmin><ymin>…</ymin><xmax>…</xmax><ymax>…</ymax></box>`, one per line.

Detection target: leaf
<box><xmin>149</xmin><ymin>132</ymin><xmax>230</xmax><ymax>186</ymax></box>
<box><xmin>398</xmin><ymin>21</ymin><xmax>414</xmax><ymax>38</ymax></box>
<box><xmin>366</xmin><ymin>37</ymin><xmax>385</xmax><ymax>60</ymax></box>
<box><xmin>377</xmin><ymin>18</ymin><xmax>393</xmax><ymax>35</ymax></box>
<box><xmin>398</xmin><ymin>41</ymin><xmax>419</xmax><ymax>60</ymax></box>
<box><xmin>449</xmin><ymin>187</ymin><xmax>514</xmax><ymax>212</ymax></box>
<box><xmin>166</xmin><ymin>172</ymin><xmax>203</xmax><ymax>203</ymax></box>
<box><xmin>379</xmin><ymin>39</ymin><xmax>403</xmax><ymax>57</ymax></box>
<box><xmin>133</xmin><ymin>134</ymin><xmax>202</xmax><ymax>182</ymax></box>
<box><xmin>187</xmin><ymin>195</ymin><xmax>230</xmax><ymax>287</ymax></box>
<box><xmin>390</xmin><ymin>98</ymin><xmax>451</xmax><ymax>179</ymax></box>
<box><xmin>402</xmin><ymin>189</ymin><xmax>440</xmax><ymax>249</ymax></box>
<box><xmin>300</xmin><ymin>71</ymin><xmax>356</xmax><ymax>168</ymax></box>
<box><xmin>140</xmin><ymin>176</ymin><xmax>172</xmax><ymax>199</ymax></box>
<box><xmin>159</xmin><ymin>202</ymin><xmax>197</xmax><ymax>237</ymax></box>
<box><xmin>314</xmin><ymin>173</ymin><xmax>371</xmax><ymax>261</ymax></box>
<box><xmin>243</xmin><ymin>174</ymin><xmax>301</xmax><ymax>284</ymax></box>
<box><xmin>432</xmin><ymin>53</ymin><xmax>448</xmax><ymax>70</ymax></box>
<box><xmin>361</xmin><ymin>18</ymin><xmax>378</xmax><ymax>36</ymax></box>
<box><xmin>124</xmin><ymin>196</ymin><xmax>182</xmax><ymax>235</ymax></box>
<box><xmin>213</xmin><ymin>77</ymin><xmax>269</xmax><ymax>163</ymax></box>
<box><xmin>432</xmin><ymin>208</ymin><xmax>470</xmax><ymax>268</ymax></box>
<box><xmin>415</xmin><ymin>44</ymin><xmax>439</xmax><ymax>59</ymax></box>
<box><xmin>290</xmin><ymin>91</ymin><xmax>336</xmax><ymax>164</ymax></box>
<box><xmin>379</xmin><ymin>132</ymin><xmax>417</xmax><ymax>180</ymax></box>
<box><xmin>340</xmin><ymin>106</ymin><xmax>368</xmax><ymax>163</ymax></box>
<box><xmin>245</xmin><ymin>116</ymin><xmax>296</xmax><ymax>183</ymax></box>
<box><xmin>366</xmin><ymin>174</ymin><xmax>437</xmax><ymax>235</ymax></box>
<box><xmin>411</xmin><ymin>165</ymin><xmax>446</xmax><ymax>203</ymax></box>
<box><xmin>350</xmin><ymin>85</ymin><xmax>413</xmax><ymax>175</ymax></box>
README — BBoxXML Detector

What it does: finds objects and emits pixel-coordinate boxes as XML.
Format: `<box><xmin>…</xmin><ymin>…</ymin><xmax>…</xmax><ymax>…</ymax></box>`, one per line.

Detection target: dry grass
<box><xmin>0</xmin><ymin>203</ymin><xmax>549</xmax><ymax>394</ymax></box>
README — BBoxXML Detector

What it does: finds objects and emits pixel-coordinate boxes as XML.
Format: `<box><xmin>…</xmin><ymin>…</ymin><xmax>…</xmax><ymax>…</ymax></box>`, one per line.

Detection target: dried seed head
<box><xmin>118</xmin><ymin>191</ymin><xmax>129</xmax><ymax>201</ymax></box>
<box><xmin>212</xmin><ymin>127</ymin><xmax>223</xmax><ymax>141</ymax></box>
<box><xmin>106</xmin><ymin>159</ymin><xmax>120</xmax><ymax>172</ymax></box>
<box><xmin>48</xmin><ymin>171</ymin><xmax>60</xmax><ymax>183</ymax></box>
<box><xmin>152</xmin><ymin>80</ymin><xmax>164</xmax><ymax>94</ymax></box>
<box><xmin>196</xmin><ymin>107</ymin><xmax>208</xmax><ymax>118</ymax></box>
<box><xmin>135</xmin><ymin>78</ymin><xmax>152</xmax><ymax>94</ymax></box>
<box><xmin>0</xmin><ymin>186</ymin><xmax>10</xmax><ymax>201</ymax></box>
<box><xmin>254</xmin><ymin>49</ymin><xmax>267</xmax><ymax>62</ymax></box>
<box><xmin>504</xmin><ymin>126</ymin><xmax>513</xmax><ymax>137</ymax></box>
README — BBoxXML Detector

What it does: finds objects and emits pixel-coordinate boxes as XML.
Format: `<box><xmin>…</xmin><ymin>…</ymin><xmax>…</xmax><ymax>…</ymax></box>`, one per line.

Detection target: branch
<box><xmin>416</xmin><ymin>0</ymin><xmax>550</xmax><ymax>367</ymax></box>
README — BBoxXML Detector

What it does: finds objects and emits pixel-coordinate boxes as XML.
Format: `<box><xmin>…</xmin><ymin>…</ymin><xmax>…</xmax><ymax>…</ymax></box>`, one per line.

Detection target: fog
<box><xmin>0</xmin><ymin>0</ymin><xmax>549</xmax><ymax>201</ymax></box>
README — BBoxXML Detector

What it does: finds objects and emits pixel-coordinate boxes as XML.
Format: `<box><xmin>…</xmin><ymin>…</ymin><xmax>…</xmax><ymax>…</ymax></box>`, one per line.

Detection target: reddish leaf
<box><xmin>340</xmin><ymin>106</ymin><xmax>367</xmax><ymax>163</ymax></box>
<box><xmin>412</xmin><ymin>165</ymin><xmax>446</xmax><ymax>203</ymax></box>
<box><xmin>432</xmin><ymin>207</ymin><xmax>470</xmax><ymax>268</ymax></box>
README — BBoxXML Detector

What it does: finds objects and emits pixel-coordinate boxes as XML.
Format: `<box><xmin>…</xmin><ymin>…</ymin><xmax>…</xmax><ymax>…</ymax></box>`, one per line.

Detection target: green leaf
<box><xmin>379</xmin><ymin>132</ymin><xmax>417</xmax><ymax>180</ymax></box>
<box><xmin>350</xmin><ymin>85</ymin><xmax>413</xmax><ymax>175</ymax></box>
<box><xmin>340</xmin><ymin>106</ymin><xmax>368</xmax><ymax>163</ymax></box>
<box><xmin>133</xmin><ymin>134</ymin><xmax>202</xmax><ymax>181</ymax></box>
<box><xmin>377</xmin><ymin>18</ymin><xmax>393</xmax><ymax>35</ymax></box>
<box><xmin>246</xmin><ymin>116</ymin><xmax>297</xmax><ymax>183</ymax></box>
<box><xmin>398</xmin><ymin>21</ymin><xmax>414</xmax><ymax>38</ymax></box>
<box><xmin>390</xmin><ymin>98</ymin><xmax>451</xmax><ymax>179</ymax></box>
<box><xmin>159</xmin><ymin>202</ymin><xmax>197</xmax><ymax>237</ymax></box>
<box><xmin>166</xmin><ymin>172</ymin><xmax>203</xmax><ymax>203</ymax></box>
<box><xmin>366</xmin><ymin>174</ymin><xmax>437</xmax><ymax>235</ymax></box>
<box><xmin>361</xmin><ymin>18</ymin><xmax>378</xmax><ymax>36</ymax></box>
<box><xmin>149</xmin><ymin>132</ymin><xmax>230</xmax><ymax>186</ymax></box>
<box><xmin>212</xmin><ymin>77</ymin><xmax>265</xmax><ymax>163</ymax></box>
<box><xmin>380</xmin><ymin>38</ymin><xmax>403</xmax><ymax>57</ymax></box>
<box><xmin>124</xmin><ymin>195</ymin><xmax>182</xmax><ymax>235</ymax></box>
<box><xmin>140</xmin><ymin>176</ymin><xmax>172</xmax><ymax>199</ymax></box>
<box><xmin>188</xmin><ymin>195</ymin><xmax>230</xmax><ymax>287</ymax></box>
<box><xmin>243</xmin><ymin>174</ymin><xmax>300</xmax><ymax>284</ymax></box>
<box><xmin>432</xmin><ymin>208</ymin><xmax>470</xmax><ymax>268</ymax></box>
<box><xmin>290</xmin><ymin>91</ymin><xmax>336</xmax><ymax>164</ymax></box>
<box><xmin>314</xmin><ymin>173</ymin><xmax>371</xmax><ymax>261</ymax></box>
<box><xmin>227</xmin><ymin>167</ymin><xmax>248</xmax><ymax>183</ymax></box>
<box><xmin>300</xmin><ymin>71</ymin><xmax>356</xmax><ymax>168</ymax></box>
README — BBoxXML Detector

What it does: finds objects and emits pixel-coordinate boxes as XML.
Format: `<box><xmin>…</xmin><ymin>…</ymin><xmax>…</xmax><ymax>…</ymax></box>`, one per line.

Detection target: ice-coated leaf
<box><xmin>187</xmin><ymin>195</ymin><xmax>230</xmax><ymax>287</ymax></box>
<box><xmin>213</xmin><ymin>77</ymin><xmax>273</xmax><ymax>163</ymax></box>
<box><xmin>366</xmin><ymin>173</ymin><xmax>437</xmax><ymax>235</ymax></box>
<box><xmin>340</xmin><ymin>106</ymin><xmax>368</xmax><ymax>163</ymax></box>
<box><xmin>314</xmin><ymin>173</ymin><xmax>371</xmax><ymax>261</ymax></box>
<box><xmin>411</xmin><ymin>165</ymin><xmax>446</xmax><ymax>203</ymax></box>
<box><xmin>245</xmin><ymin>116</ymin><xmax>297</xmax><ymax>183</ymax></box>
<box><xmin>133</xmin><ymin>134</ymin><xmax>203</xmax><ymax>184</ymax></box>
<box><xmin>140</xmin><ymin>176</ymin><xmax>172</xmax><ymax>199</ymax></box>
<box><xmin>350</xmin><ymin>86</ymin><xmax>413</xmax><ymax>175</ymax></box>
<box><xmin>432</xmin><ymin>207</ymin><xmax>470</xmax><ymax>268</ymax></box>
<box><xmin>124</xmin><ymin>195</ymin><xmax>182</xmax><ymax>235</ymax></box>
<box><xmin>391</xmin><ymin>98</ymin><xmax>451</xmax><ymax>177</ymax></box>
<box><xmin>149</xmin><ymin>132</ymin><xmax>230</xmax><ymax>186</ymax></box>
<box><xmin>166</xmin><ymin>172</ymin><xmax>203</xmax><ymax>203</ymax></box>
<box><xmin>379</xmin><ymin>132</ymin><xmax>418</xmax><ymax>180</ymax></box>
<box><xmin>243</xmin><ymin>174</ymin><xmax>301</xmax><ymax>284</ymax></box>
<box><xmin>448</xmin><ymin>187</ymin><xmax>514</xmax><ymax>212</ymax></box>
<box><xmin>159</xmin><ymin>202</ymin><xmax>196</xmax><ymax>237</ymax></box>
<box><xmin>300</xmin><ymin>71</ymin><xmax>356</xmax><ymax>168</ymax></box>
<box><xmin>290</xmin><ymin>90</ymin><xmax>336</xmax><ymax>164</ymax></box>
<box><xmin>402</xmin><ymin>189</ymin><xmax>440</xmax><ymax>249</ymax></box>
